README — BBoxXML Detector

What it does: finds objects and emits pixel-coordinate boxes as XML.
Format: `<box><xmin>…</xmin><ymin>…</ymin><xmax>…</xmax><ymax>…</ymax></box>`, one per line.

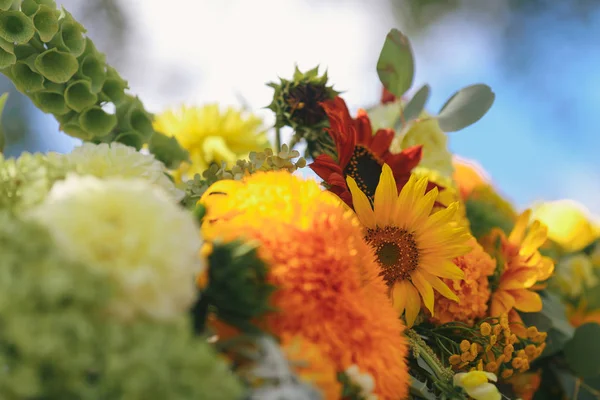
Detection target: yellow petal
<box><xmin>411</xmin><ymin>270</ymin><xmax>435</xmax><ymax>315</ymax></box>
<box><xmin>346</xmin><ymin>175</ymin><xmax>376</xmax><ymax>229</ymax></box>
<box><xmin>391</xmin><ymin>281</ymin><xmax>407</xmax><ymax>315</ymax></box>
<box><xmin>422</xmin><ymin>271</ymin><xmax>459</xmax><ymax>302</ymax></box>
<box><xmin>406</xmin><ymin>186</ymin><xmax>438</xmax><ymax>228</ymax></box>
<box><xmin>404</xmin><ymin>281</ymin><xmax>421</xmax><ymax>327</ymax></box>
<box><xmin>511</xmin><ymin>289</ymin><xmax>543</xmax><ymax>313</ymax></box>
<box><xmin>520</xmin><ymin>221</ymin><xmax>547</xmax><ymax>257</ymax></box>
<box><xmin>509</xmin><ymin>209</ymin><xmax>531</xmax><ymax>245</ymax></box>
<box><xmin>420</xmin><ymin>260</ymin><xmax>465</xmax><ymax>280</ymax></box>
<box><xmin>202</xmin><ymin>136</ymin><xmax>238</xmax><ymax>165</ymax></box>
<box><xmin>374</xmin><ymin>163</ymin><xmax>398</xmax><ymax>227</ymax></box>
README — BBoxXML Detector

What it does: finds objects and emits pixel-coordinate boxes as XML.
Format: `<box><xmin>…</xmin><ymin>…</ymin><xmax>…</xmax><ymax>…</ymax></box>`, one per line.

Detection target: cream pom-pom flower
<box><xmin>64</xmin><ymin>142</ymin><xmax>184</xmax><ymax>202</ymax></box>
<box><xmin>28</xmin><ymin>175</ymin><xmax>203</xmax><ymax>321</ymax></box>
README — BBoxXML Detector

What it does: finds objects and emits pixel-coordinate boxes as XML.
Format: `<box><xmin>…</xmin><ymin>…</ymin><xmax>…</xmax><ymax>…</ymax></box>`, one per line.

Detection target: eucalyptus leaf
<box><xmin>437</xmin><ymin>84</ymin><xmax>495</xmax><ymax>132</ymax></box>
<box><xmin>564</xmin><ymin>323</ymin><xmax>600</xmax><ymax>378</ymax></box>
<box><xmin>376</xmin><ymin>28</ymin><xmax>414</xmax><ymax>98</ymax></box>
<box><xmin>409</xmin><ymin>375</ymin><xmax>437</xmax><ymax>400</ymax></box>
<box><xmin>402</xmin><ymin>84</ymin><xmax>430</xmax><ymax>124</ymax></box>
<box><xmin>0</xmin><ymin>92</ymin><xmax>8</xmax><ymax>153</ymax></box>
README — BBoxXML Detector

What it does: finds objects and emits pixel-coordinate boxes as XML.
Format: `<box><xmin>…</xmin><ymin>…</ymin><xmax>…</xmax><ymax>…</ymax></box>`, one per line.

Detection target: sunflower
<box><xmin>347</xmin><ymin>163</ymin><xmax>473</xmax><ymax>327</ymax></box>
<box><xmin>200</xmin><ymin>171</ymin><xmax>411</xmax><ymax>399</ymax></box>
<box><xmin>486</xmin><ymin>210</ymin><xmax>554</xmax><ymax>335</ymax></box>
<box><xmin>309</xmin><ymin>96</ymin><xmax>423</xmax><ymax>206</ymax></box>
<box><xmin>153</xmin><ymin>104</ymin><xmax>269</xmax><ymax>182</ymax></box>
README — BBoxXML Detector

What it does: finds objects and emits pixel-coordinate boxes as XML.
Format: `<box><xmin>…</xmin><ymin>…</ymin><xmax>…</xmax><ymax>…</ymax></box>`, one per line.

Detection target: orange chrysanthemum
<box><xmin>309</xmin><ymin>96</ymin><xmax>423</xmax><ymax>207</ymax></box>
<box><xmin>486</xmin><ymin>210</ymin><xmax>555</xmax><ymax>335</ymax></box>
<box><xmin>281</xmin><ymin>334</ymin><xmax>342</xmax><ymax>400</ymax></box>
<box><xmin>431</xmin><ymin>238</ymin><xmax>496</xmax><ymax>325</ymax></box>
<box><xmin>508</xmin><ymin>371</ymin><xmax>542</xmax><ymax>400</ymax></box>
<box><xmin>200</xmin><ymin>171</ymin><xmax>410</xmax><ymax>400</ymax></box>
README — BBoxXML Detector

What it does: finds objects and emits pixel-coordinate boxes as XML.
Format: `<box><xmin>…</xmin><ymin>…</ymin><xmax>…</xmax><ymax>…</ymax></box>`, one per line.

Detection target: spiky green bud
<box><xmin>267</xmin><ymin>65</ymin><xmax>339</xmax><ymax>160</ymax></box>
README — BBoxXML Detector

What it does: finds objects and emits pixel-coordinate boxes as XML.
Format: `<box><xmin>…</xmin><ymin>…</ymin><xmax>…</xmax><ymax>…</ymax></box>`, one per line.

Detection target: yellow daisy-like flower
<box><xmin>453</xmin><ymin>371</ymin><xmax>501</xmax><ymax>400</ymax></box>
<box><xmin>530</xmin><ymin>199</ymin><xmax>600</xmax><ymax>253</ymax></box>
<box><xmin>554</xmin><ymin>253</ymin><xmax>598</xmax><ymax>298</ymax></box>
<box><xmin>346</xmin><ymin>164</ymin><xmax>472</xmax><ymax>327</ymax></box>
<box><xmin>153</xmin><ymin>104</ymin><xmax>269</xmax><ymax>182</ymax></box>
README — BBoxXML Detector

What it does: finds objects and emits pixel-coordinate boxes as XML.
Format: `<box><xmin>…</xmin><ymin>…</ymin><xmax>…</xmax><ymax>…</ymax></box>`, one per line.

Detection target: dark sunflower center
<box><xmin>344</xmin><ymin>145</ymin><xmax>383</xmax><ymax>201</ymax></box>
<box><xmin>365</xmin><ymin>226</ymin><xmax>420</xmax><ymax>286</ymax></box>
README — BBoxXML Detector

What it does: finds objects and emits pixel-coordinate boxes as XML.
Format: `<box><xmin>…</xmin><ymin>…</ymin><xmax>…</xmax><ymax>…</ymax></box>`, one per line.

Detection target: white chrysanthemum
<box><xmin>65</xmin><ymin>142</ymin><xmax>184</xmax><ymax>201</ymax></box>
<box><xmin>345</xmin><ymin>365</ymin><xmax>378</xmax><ymax>400</ymax></box>
<box><xmin>28</xmin><ymin>175</ymin><xmax>203</xmax><ymax>321</ymax></box>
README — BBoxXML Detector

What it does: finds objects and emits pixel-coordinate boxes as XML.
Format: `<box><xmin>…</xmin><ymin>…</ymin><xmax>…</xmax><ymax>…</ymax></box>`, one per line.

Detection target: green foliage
<box><xmin>401</xmin><ymin>83</ymin><xmax>430</xmax><ymax>126</ymax></box>
<box><xmin>376</xmin><ymin>28</ymin><xmax>415</xmax><ymax>98</ymax></box>
<box><xmin>0</xmin><ymin>211</ymin><xmax>243</xmax><ymax>399</ymax></box>
<box><xmin>520</xmin><ymin>291</ymin><xmax>575</xmax><ymax>358</ymax></box>
<box><xmin>267</xmin><ymin>65</ymin><xmax>339</xmax><ymax>160</ymax></box>
<box><xmin>464</xmin><ymin>186</ymin><xmax>517</xmax><ymax>241</ymax></box>
<box><xmin>182</xmin><ymin>146</ymin><xmax>306</xmax><ymax>208</ymax></box>
<box><xmin>197</xmin><ymin>240</ymin><xmax>277</xmax><ymax>335</ymax></box>
<box><xmin>0</xmin><ymin>4</ymin><xmax>188</xmax><ymax>168</ymax></box>
<box><xmin>437</xmin><ymin>84</ymin><xmax>496</xmax><ymax>132</ymax></box>
<box><xmin>564</xmin><ymin>323</ymin><xmax>600</xmax><ymax>378</ymax></box>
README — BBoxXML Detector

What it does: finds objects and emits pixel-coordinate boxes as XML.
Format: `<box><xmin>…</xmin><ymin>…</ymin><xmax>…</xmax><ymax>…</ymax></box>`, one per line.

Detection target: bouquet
<box><xmin>0</xmin><ymin>2</ymin><xmax>599</xmax><ymax>399</ymax></box>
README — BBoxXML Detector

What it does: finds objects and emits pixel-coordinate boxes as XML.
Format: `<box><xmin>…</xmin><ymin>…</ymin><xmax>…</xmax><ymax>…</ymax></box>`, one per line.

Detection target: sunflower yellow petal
<box><xmin>404</xmin><ymin>282</ymin><xmax>421</xmax><ymax>327</ymax></box>
<box><xmin>374</xmin><ymin>164</ymin><xmax>398</xmax><ymax>227</ymax></box>
<box><xmin>420</xmin><ymin>260</ymin><xmax>465</xmax><ymax>280</ymax></box>
<box><xmin>422</xmin><ymin>271</ymin><xmax>459</xmax><ymax>302</ymax></box>
<box><xmin>346</xmin><ymin>175</ymin><xmax>376</xmax><ymax>229</ymax></box>
<box><xmin>392</xmin><ymin>281</ymin><xmax>407</xmax><ymax>315</ymax></box>
<box><xmin>406</xmin><ymin>186</ymin><xmax>438</xmax><ymax>228</ymax></box>
<box><xmin>411</xmin><ymin>270</ymin><xmax>435</xmax><ymax>315</ymax></box>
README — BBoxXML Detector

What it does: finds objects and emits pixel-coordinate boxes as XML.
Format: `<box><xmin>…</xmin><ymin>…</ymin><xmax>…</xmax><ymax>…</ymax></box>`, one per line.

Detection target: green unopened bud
<box><xmin>267</xmin><ymin>65</ymin><xmax>339</xmax><ymax>160</ymax></box>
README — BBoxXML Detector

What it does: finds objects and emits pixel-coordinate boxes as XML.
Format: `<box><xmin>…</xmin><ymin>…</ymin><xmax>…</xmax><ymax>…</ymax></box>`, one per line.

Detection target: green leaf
<box><xmin>34</xmin><ymin>48</ymin><xmax>78</xmax><ymax>83</ymax></box>
<box><xmin>376</xmin><ymin>28</ymin><xmax>414</xmax><ymax>98</ymax></box>
<box><xmin>437</xmin><ymin>84</ymin><xmax>495</xmax><ymax>132</ymax></box>
<box><xmin>0</xmin><ymin>92</ymin><xmax>8</xmax><ymax>153</ymax></box>
<box><xmin>64</xmin><ymin>80</ymin><xmax>97</xmax><ymax>112</ymax></box>
<box><xmin>148</xmin><ymin>131</ymin><xmax>189</xmax><ymax>169</ymax></box>
<box><xmin>32</xmin><ymin>5</ymin><xmax>59</xmax><ymax>42</ymax></box>
<box><xmin>78</xmin><ymin>106</ymin><xmax>117</xmax><ymax>137</ymax></box>
<box><xmin>0</xmin><ymin>11</ymin><xmax>35</xmax><ymax>44</ymax></box>
<box><xmin>409</xmin><ymin>375</ymin><xmax>437</xmax><ymax>400</ymax></box>
<box><xmin>400</xmin><ymin>83</ymin><xmax>430</xmax><ymax>127</ymax></box>
<box><xmin>564</xmin><ymin>323</ymin><xmax>600</xmax><ymax>378</ymax></box>
<box><xmin>0</xmin><ymin>0</ymin><xmax>12</xmax><ymax>11</ymax></box>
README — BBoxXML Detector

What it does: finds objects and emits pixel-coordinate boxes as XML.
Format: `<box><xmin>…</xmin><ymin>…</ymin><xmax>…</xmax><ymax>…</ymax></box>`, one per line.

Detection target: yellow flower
<box><xmin>453</xmin><ymin>371</ymin><xmax>501</xmax><ymax>400</ymax></box>
<box><xmin>28</xmin><ymin>175</ymin><xmax>203</xmax><ymax>321</ymax></box>
<box><xmin>153</xmin><ymin>104</ymin><xmax>269</xmax><ymax>182</ymax></box>
<box><xmin>347</xmin><ymin>163</ymin><xmax>472</xmax><ymax>327</ymax></box>
<box><xmin>530</xmin><ymin>200</ymin><xmax>600</xmax><ymax>252</ymax></box>
<box><xmin>488</xmin><ymin>210</ymin><xmax>554</xmax><ymax>335</ymax></box>
<box><xmin>554</xmin><ymin>253</ymin><xmax>598</xmax><ymax>298</ymax></box>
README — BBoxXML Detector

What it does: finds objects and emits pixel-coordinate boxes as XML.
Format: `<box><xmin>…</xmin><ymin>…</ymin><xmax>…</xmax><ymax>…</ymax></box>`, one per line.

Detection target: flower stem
<box><xmin>275</xmin><ymin>127</ymin><xmax>282</xmax><ymax>152</ymax></box>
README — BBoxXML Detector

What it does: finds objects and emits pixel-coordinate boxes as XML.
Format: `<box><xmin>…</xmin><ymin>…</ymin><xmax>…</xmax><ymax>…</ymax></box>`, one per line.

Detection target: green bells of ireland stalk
<box><xmin>0</xmin><ymin>1</ymin><xmax>187</xmax><ymax>168</ymax></box>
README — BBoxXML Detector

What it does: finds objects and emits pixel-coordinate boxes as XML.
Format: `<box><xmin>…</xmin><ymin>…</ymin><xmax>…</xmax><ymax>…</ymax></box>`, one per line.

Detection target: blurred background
<box><xmin>3</xmin><ymin>0</ymin><xmax>600</xmax><ymax>215</ymax></box>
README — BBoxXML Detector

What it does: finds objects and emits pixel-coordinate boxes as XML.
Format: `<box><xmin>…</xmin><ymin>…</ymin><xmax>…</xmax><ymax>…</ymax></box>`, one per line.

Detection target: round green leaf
<box><xmin>0</xmin><ymin>11</ymin><xmax>35</xmax><ymax>44</ymax></box>
<box><xmin>564</xmin><ymin>323</ymin><xmax>600</xmax><ymax>378</ymax></box>
<box><xmin>33</xmin><ymin>5</ymin><xmax>59</xmax><ymax>42</ymax></box>
<box><xmin>34</xmin><ymin>48</ymin><xmax>78</xmax><ymax>83</ymax></box>
<box><xmin>78</xmin><ymin>106</ymin><xmax>117</xmax><ymax>137</ymax></box>
<box><xmin>376</xmin><ymin>28</ymin><xmax>414</xmax><ymax>98</ymax></box>
<box><xmin>11</xmin><ymin>61</ymin><xmax>44</xmax><ymax>92</ymax></box>
<box><xmin>437</xmin><ymin>84</ymin><xmax>495</xmax><ymax>132</ymax></box>
<box><xmin>0</xmin><ymin>0</ymin><xmax>12</xmax><ymax>11</ymax></box>
<box><xmin>34</xmin><ymin>91</ymin><xmax>70</xmax><ymax>115</ymax></box>
<box><xmin>401</xmin><ymin>84</ymin><xmax>430</xmax><ymax>126</ymax></box>
<box><xmin>80</xmin><ymin>54</ymin><xmax>106</xmax><ymax>93</ymax></box>
<box><xmin>0</xmin><ymin>47</ymin><xmax>16</xmax><ymax>69</ymax></box>
<box><xmin>65</xmin><ymin>80</ymin><xmax>97</xmax><ymax>112</ymax></box>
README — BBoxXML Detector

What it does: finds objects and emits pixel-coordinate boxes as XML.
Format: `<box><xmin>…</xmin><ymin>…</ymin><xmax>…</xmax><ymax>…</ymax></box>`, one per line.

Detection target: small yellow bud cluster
<box><xmin>447</xmin><ymin>314</ymin><xmax>547</xmax><ymax>380</ymax></box>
